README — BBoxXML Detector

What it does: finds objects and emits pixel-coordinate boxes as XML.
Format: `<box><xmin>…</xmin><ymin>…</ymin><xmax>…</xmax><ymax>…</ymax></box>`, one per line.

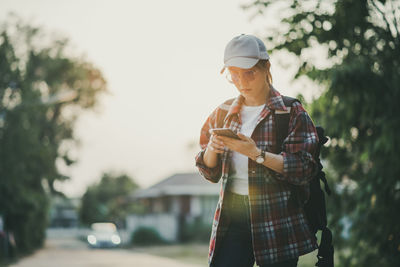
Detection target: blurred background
<box><xmin>0</xmin><ymin>0</ymin><xmax>399</xmax><ymax>266</ymax></box>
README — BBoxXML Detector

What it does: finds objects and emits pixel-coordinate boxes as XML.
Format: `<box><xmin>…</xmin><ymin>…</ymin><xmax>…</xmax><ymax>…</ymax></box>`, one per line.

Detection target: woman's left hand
<box><xmin>218</xmin><ymin>133</ymin><xmax>259</xmax><ymax>160</ymax></box>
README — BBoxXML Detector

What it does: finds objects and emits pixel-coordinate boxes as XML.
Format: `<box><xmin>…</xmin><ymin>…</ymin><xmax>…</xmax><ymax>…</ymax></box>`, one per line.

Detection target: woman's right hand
<box><xmin>207</xmin><ymin>133</ymin><xmax>225</xmax><ymax>154</ymax></box>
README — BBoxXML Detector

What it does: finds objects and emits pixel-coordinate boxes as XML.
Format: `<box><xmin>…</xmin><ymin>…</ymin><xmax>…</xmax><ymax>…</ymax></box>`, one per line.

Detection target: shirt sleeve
<box><xmin>195</xmin><ymin>107</ymin><xmax>223</xmax><ymax>183</ymax></box>
<box><xmin>275</xmin><ymin>103</ymin><xmax>319</xmax><ymax>185</ymax></box>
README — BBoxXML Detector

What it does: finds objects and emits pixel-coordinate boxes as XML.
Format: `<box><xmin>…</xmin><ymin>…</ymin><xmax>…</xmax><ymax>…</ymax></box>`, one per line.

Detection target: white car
<box><xmin>87</xmin><ymin>222</ymin><xmax>121</xmax><ymax>248</ymax></box>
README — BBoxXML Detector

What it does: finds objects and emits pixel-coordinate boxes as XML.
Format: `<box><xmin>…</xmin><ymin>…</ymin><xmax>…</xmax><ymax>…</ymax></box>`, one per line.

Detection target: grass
<box><xmin>130</xmin><ymin>242</ymin><xmax>320</xmax><ymax>267</ymax></box>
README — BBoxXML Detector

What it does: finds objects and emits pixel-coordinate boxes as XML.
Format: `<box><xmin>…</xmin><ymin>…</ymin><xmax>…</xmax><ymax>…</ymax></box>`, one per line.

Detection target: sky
<box><xmin>0</xmin><ymin>0</ymin><xmax>321</xmax><ymax>197</ymax></box>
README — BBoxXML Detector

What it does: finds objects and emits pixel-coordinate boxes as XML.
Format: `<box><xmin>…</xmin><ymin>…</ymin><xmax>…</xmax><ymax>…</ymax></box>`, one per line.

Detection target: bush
<box><xmin>180</xmin><ymin>218</ymin><xmax>211</xmax><ymax>243</ymax></box>
<box><xmin>131</xmin><ymin>227</ymin><xmax>166</xmax><ymax>246</ymax></box>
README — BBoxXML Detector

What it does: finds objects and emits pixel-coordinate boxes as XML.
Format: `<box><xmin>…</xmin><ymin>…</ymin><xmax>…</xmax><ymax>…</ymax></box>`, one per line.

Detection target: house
<box><xmin>126</xmin><ymin>172</ymin><xmax>220</xmax><ymax>242</ymax></box>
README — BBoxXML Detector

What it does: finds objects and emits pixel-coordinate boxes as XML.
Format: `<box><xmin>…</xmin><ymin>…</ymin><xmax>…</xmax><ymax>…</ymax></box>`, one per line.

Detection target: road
<box><xmin>9</xmin><ymin>236</ymin><xmax>203</xmax><ymax>267</ymax></box>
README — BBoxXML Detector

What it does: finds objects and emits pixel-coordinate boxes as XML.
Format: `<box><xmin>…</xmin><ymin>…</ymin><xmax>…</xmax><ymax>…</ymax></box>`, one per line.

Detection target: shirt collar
<box><xmin>225</xmin><ymin>85</ymin><xmax>287</xmax><ymax>119</ymax></box>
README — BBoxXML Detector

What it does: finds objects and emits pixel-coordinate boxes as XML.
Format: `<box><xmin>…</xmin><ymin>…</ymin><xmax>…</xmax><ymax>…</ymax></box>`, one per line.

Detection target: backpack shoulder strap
<box><xmin>274</xmin><ymin>96</ymin><xmax>300</xmax><ymax>153</ymax></box>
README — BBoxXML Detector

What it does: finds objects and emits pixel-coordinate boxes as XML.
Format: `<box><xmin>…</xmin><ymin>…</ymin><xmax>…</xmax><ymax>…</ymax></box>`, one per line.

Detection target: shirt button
<box><xmin>251</xmin><ymin>171</ymin><xmax>255</xmax><ymax>174</ymax></box>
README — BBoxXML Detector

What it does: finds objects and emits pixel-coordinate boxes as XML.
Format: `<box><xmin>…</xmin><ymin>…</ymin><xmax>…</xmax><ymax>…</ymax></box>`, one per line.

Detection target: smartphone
<box><xmin>211</xmin><ymin>128</ymin><xmax>241</xmax><ymax>140</ymax></box>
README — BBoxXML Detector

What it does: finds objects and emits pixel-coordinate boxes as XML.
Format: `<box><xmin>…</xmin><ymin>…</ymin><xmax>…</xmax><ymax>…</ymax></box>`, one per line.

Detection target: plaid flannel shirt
<box><xmin>195</xmin><ymin>87</ymin><xmax>319</xmax><ymax>266</ymax></box>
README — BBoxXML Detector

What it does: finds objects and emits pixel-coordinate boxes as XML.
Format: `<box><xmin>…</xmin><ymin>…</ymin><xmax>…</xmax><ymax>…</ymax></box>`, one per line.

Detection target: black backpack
<box><xmin>274</xmin><ymin>96</ymin><xmax>334</xmax><ymax>267</ymax></box>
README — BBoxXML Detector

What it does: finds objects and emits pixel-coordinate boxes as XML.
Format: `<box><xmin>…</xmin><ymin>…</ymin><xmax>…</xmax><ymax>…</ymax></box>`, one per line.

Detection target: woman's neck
<box><xmin>243</xmin><ymin>84</ymin><xmax>271</xmax><ymax>106</ymax></box>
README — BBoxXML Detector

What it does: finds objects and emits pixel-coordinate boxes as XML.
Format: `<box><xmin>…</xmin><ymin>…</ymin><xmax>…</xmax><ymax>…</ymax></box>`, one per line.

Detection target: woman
<box><xmin>195</xmin><ymin>34</ymin><xmax>319</xmax><ymax>267</ymax></box>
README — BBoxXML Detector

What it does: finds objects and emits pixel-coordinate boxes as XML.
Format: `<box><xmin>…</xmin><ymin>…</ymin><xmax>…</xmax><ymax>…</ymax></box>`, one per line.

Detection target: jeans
<box><xmin>210</xmin><ymin>190</ymin><xmax>298</xmax><ymax>267</ymax></box>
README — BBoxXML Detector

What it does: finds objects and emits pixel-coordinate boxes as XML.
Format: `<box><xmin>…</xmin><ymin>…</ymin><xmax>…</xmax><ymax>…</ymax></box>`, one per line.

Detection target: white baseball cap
<box><xmin>221</xmin><ymin>34</ymin><xmax>270</xmax><ymax>74</ymax></box>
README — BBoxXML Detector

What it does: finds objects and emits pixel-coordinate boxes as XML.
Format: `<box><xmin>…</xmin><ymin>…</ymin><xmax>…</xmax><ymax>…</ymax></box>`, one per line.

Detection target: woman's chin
<box><xmin>239</xmin><ymin>89</ymin><xmax>252</xmax><ymax>97</ymax></box>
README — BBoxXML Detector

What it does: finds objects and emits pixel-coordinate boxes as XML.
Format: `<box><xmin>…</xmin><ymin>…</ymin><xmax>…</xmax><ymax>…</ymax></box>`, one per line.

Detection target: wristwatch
<box><xmin>255</xmin><ymin>150</ymin><xmax>265</xmax><ymax>164</ymax></box>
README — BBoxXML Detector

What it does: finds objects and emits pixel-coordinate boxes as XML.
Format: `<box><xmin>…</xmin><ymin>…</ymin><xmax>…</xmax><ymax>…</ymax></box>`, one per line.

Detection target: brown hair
<box><xmin>255</xmin><ymin>59</ymin><xmax>273</xmax><ymax>85</ymax></box>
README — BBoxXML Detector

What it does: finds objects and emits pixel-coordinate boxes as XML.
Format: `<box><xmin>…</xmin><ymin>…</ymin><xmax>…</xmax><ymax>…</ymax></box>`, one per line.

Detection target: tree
<box><xmin>79</xmin><ymin>172</ymin><xmax>140</xmax><ymax>227</ymax></box>
<box><xmin>244</xmin><ymin>0</ymin><xmax>400</xmax><ymax>266</ymax></box>
<box><xmin>0</xmin><ymin>14</ymin><xmax>108</xmax><ymax>258</ymax></box>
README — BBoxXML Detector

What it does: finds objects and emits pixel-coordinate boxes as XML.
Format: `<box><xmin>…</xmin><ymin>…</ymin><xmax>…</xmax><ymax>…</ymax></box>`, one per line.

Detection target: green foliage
<box><xmin>0</xmin><ymin>14</ymin><xmax>107</xmax><ymax>259</ymax></box>
<box><xmin>245</xmin><ymin>0</ymin><xmax>400</xmax><ymax>266</ymax></box>
<box><xmin>180</xmin><ymin>217</ymin><xmax>211</xmax><ymax>243</ymax></box>
<box><xmin>131</xmin><ymin>226</ymin><xmax>167</xmax><ymax>246</ymax></box>
<box><xmin>79</xmin><ymin>172</ymin><xmax>140</xmax><ymax>226</ymax></box>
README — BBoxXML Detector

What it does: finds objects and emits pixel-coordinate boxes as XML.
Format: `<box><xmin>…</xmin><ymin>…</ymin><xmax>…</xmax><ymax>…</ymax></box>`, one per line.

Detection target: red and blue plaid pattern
<box><xmin>195</xmin><ymin>87</ymin><xmax>319</xmax><ymax>265</ymax></box>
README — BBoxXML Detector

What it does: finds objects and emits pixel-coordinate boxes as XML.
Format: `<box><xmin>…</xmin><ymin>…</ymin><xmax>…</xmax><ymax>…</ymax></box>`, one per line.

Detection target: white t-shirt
<box><xmin>229</xmin><ymin>103</ymin><xmax>265</xmax><ymax>195</ymax></box>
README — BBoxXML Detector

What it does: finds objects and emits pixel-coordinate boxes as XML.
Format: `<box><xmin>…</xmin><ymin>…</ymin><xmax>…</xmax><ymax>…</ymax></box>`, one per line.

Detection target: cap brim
<box><xmin>224</xmin><ymin>57</ymin><xmax>259</xmax><ymax>69</ymax></box>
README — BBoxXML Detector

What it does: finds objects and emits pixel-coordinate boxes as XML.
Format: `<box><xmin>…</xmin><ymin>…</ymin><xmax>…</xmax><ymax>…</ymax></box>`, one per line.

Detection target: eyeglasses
<box><xmin>225</xmin><ymin>68</ymin><xmax>260</xmax><ymax>84</ymax></box>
